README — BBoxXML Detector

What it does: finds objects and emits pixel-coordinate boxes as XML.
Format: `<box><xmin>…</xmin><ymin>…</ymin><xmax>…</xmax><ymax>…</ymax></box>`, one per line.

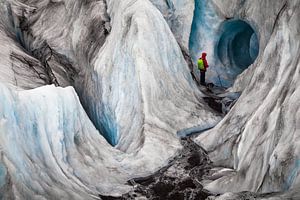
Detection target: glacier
<box><xmin>0</xmin><ymin>0</ymin><xmax>299</xmax><ymax>199</ymax></box>
<box><xmin>0</xmin><ymin>0</ymin><xmax>221</xmax><ymax>199</ymax></box>
<box><xmin>189</xmin><ymin>0</ymin><xmax>260</xmax><ymax>87</ymax></box>
<box><xmin>195</xmin><ymin>0</ymin><xmax>300</xmax><ymax>197</ymax></box>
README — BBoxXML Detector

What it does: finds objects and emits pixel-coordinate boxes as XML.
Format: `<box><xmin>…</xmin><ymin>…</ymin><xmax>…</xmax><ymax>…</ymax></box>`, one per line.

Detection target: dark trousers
<box><xmin>200</xmin><ymin>71</ymin><xmax>206</xmax><ymax>85</ymax></box>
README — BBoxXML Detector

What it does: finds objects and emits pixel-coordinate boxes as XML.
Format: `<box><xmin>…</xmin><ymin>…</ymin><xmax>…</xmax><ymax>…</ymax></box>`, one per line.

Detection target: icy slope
<box><xmin>195</xmin><ymin>0</ymin><xmax>300</xmax><ymax>194</ymax></box>
<box><xmin>0</xmin><ymin>84</ymin><xmax>126</xmax><ymax>199</ymax></box>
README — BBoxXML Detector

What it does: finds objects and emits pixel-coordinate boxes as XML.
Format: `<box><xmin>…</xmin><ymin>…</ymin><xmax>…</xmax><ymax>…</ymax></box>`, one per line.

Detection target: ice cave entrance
<box><xmin>217</xmin><ymin>19</ymin><xmax>259</xmax><ymax>78</ymax></box>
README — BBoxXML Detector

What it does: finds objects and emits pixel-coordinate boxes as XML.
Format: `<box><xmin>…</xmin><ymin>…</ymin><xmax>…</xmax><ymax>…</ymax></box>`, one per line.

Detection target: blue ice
<box><xmin>189</xmin><ymin>0</ymin><xmax>259</xmax><ymax>87</ymax></box>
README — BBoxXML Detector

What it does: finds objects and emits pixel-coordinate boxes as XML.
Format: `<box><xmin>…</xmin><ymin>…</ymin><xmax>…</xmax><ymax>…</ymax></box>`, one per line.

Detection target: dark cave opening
<box><xmin>217</xmin><ymin>19</ymin><xmax>259</xmax><ymax>77</ymax></box>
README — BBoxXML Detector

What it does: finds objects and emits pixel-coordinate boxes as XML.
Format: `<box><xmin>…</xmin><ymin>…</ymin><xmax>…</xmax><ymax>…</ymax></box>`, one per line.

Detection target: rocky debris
<box><xmin>99</xmin><ymin>138</ymin><xmax>214</xmax><ymax>200</ymax></box>
<box><xmin>199</xmin><ymin>83</ymin><xmax>240</xmax><ymax>114</ymax></box>
<box><xmin>203</xmin><ymin>96</ymin><xmax>223</xmax><ymax>114</ymax></box>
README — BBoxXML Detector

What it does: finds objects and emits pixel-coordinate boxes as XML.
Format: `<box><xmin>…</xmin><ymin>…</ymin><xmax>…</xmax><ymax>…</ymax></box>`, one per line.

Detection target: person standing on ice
<box><xmin>198</xmin><ymin>52</ymin><xmax>209</xmax><ymax>86</ymax></box>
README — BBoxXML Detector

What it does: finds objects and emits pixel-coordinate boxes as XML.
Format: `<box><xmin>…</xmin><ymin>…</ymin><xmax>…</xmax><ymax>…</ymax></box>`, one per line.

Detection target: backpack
<box><xmin>198</xmin><ymin>58</ymin><xmax>205</xmax><ymax>70</ymax></box>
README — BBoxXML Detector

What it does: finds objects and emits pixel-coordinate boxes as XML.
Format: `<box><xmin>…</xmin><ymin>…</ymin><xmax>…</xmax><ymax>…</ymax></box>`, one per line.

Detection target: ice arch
<box><xmin>217</xmin><ymin>19</ymin><xmax>259</xmax><ymax>77</ymax></box>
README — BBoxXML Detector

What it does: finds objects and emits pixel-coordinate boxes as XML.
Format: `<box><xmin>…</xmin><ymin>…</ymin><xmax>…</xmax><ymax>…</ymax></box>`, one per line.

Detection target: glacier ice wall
<box><xmin>81</xmin><ymin>0</ymin><xmax>220</xmax><ymax>150</ymax></box>
<box><xmin>195</xmin><ymin>0</ymin><xmax>300</xmax><ymax>194</ymax></box>
<box><xmin>0</xmin><ymin>0</ymin><xmax>222</xmax><ymax>198</ymax></box>
<box><xmin>0</xmin><ymin>84</ymin><xmax>128</xmax><ymax>199</ymax></box>
<box><xmin>0</xmin><ymin>83</ymin><xmax>194</xmax><ymax>199</ymax></box>
<box><xmin>189</xmin><ymin>0</ymin><xmax>223</xmax><ymax>85</ymax></box>
<box><xmin>0</xmin><ymin>2</ymin><xmax>52</xmax><ymax>89</ymax></box>
<box><xmin>149</xmin><ymin>0</ymin><xmax>194</xmax><ymax>51</ymax></box>
<box><xmin>2</xmin><ymin>0</ymin><xmax>220</xmax><ymax>148</ymax></box>
<box><xmin>189</xmin><ymin>0</ymin><xmax>259</xmax><ymax>87</ymax></box>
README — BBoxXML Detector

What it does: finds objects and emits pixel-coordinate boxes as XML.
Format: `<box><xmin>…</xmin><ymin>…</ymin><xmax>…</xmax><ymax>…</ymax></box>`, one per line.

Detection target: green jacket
<box><xmin>198</xmin><ymin>59</ymin><xmax>205</xmax><ymax>70</ymax></box>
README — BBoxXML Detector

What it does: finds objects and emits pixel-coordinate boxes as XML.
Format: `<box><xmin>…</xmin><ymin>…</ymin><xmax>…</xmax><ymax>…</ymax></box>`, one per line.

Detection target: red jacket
<box><xmin>202</xmin><ymin>53</ymin><xmax>209</xmax><ymax>70</ymax></box>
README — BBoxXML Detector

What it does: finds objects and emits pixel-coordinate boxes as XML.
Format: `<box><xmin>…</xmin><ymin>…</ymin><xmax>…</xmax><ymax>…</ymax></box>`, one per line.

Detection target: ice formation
<box><xmin>195</xmin><ymin>0</ymin><xmax>300</xmax><ymax>196</ymax></box>
<box><xmin>216</xmin><ymin>19</ymin><xmax>259</xmax><ymax>78</ymax></box>
<box><xmin>0</xmin><ymin>0</ymin><xmax>299</xmax><ymax>199</ymax></box>
<box><xmin>0</xmin><ymin>0</ymin><xmax>220</xmax><ymax>198</ymax></box>
<box><xmin>189</xmin><ymin>0</ymin><xmax>260</xmax><ymax>87</ymax></box>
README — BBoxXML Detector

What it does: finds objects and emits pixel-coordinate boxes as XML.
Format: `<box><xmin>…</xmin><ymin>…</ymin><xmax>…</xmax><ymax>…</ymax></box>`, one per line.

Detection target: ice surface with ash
<box><xmin>0</xmin><ymin>0</ymin><xmax>300</xmax><ymax>199</ymax></box>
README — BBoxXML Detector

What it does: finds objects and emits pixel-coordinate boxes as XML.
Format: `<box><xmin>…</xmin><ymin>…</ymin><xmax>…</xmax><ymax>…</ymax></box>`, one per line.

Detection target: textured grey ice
<box><xmin>0</xmin><ymin>0</ymin><xmax>299</xmax><ymax>199</ymax></box>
